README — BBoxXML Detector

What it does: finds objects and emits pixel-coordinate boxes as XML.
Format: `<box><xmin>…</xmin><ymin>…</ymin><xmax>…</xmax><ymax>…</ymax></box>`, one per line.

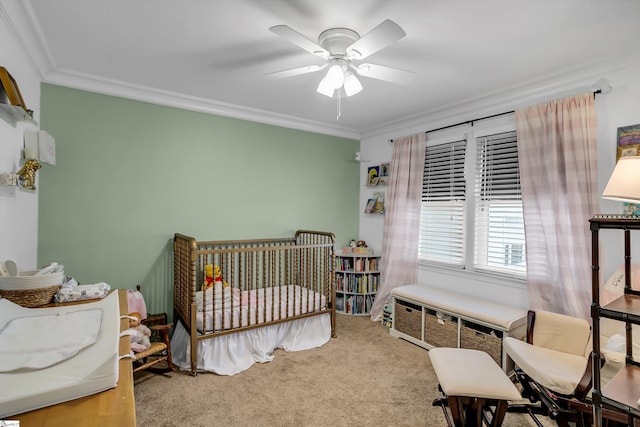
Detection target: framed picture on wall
<box><xmin>616</xmin><ymin>124</ymin><xmax>640</xmax><ymax>214</ymax></box>
<box><xmin>380</xmin><ymin>163</ymin><xmax>389</xmax><ymax>177</ymax></box>
<box><xmin>367</xmin><ymin>166</ymin><xmax>379</xmax><ymax>185</ymax></box>
<box><xmin>617</xmin><ymin>144</ymin><xmax>639</xmax><ymax>160</ymax></box>
<box><xmin>364</xmin><ymin>198</ymin><xmax>376</xmax><ymax>214</ymax></box>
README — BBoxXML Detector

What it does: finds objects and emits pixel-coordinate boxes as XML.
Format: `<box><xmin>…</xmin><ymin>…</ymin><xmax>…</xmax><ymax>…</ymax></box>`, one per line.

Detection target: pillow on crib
<box><xmin>601</xmin><ymin>264</ymin><xmax>640</xmax><ymax>306</ymax></box>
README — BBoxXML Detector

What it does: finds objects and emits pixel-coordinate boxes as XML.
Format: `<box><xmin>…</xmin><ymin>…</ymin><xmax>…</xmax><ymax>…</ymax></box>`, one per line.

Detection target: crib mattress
<box><xmin>0</xmin><ymin>291</ymin><xmax>121</xmax><ymax>418</ymax></box>
<box><xmin>196</xmin><ymin>284</ymin><xmax>327</xmax><ymax>332</ymax></box>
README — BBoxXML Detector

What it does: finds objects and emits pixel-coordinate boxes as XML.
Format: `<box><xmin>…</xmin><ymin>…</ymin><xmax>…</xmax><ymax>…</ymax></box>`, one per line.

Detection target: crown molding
<box><xmin>2</xmin><ymin>1</ymin><xmax>361</xmax><ymax>141</ymax></box>
<box><xmin>45</xmin><ymin>68</ymin><xmax>361</xmax><ymax>140</ymax></box>
<box><xmin>361</xmin><ymin>48</ymin><xmax>640</xmax><ymax>141</ymax></box>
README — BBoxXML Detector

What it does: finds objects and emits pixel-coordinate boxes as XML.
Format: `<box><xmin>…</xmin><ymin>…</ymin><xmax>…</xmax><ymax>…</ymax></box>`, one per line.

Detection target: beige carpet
<box><xmin>134</xmin><ymin>314</ymin><xmax>553</xmax><ymax>426</ymax></box>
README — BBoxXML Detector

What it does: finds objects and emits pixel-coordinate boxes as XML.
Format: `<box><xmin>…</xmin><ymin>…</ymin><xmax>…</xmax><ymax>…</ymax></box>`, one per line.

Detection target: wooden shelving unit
<box><xmin>591</xmin><ymin>215</ymin><xmax>640</xmax><ymax>426</ymax></box>
<box><xmin>334</xmin><ymin>251</ymin><xmax>380</xmax><ymax>315</ymax></box>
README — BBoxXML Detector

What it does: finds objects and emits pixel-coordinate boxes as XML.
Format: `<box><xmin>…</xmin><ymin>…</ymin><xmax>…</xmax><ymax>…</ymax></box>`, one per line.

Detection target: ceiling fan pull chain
<box><xmin>336</xmin><ymin>89</ymin><xmax>342</xmax><ymax>120</ymax></box>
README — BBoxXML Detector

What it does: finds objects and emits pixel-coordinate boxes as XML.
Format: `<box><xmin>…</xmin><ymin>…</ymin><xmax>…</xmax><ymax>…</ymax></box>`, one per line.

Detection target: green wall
<box><xmin>38</xmin><ymin>84</ymin><xmax>359</xmax><ymax>315</ymax></box>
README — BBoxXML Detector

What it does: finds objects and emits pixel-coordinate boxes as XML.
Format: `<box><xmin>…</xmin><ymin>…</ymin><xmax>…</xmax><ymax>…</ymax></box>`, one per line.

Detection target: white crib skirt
<box><xmin>171</xmin><ymin>313</ymin><xmax>331</xmax><ymax>376</ymax></box>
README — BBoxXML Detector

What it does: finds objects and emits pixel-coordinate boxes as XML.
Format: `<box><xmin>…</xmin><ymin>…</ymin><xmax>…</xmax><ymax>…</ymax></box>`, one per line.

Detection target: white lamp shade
<box><xmin>324</xmin><ymin>63</ymin><xmax>344</xmax><ymax>89</ymax></box>
<box><xmin>343</xmin><ymin>73</ymin><xmax>362</xmax><ymax>97</ymax></box>
<box><xmin>316</xmin><ymin>77</ymin><xmax>335</xmax><ymax>97</ymax></box>
<box><xmin>602</xmin><ymin>156</ymin><xmax>640</xmax><ymax>203</ymax></box>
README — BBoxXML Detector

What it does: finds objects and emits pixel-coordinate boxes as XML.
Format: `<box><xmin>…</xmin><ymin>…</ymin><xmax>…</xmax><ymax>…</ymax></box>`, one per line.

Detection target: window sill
<box><xmin>417</xmin><ymin>260</ymin><xmax>527</xmax><ymax>290</ymax></box>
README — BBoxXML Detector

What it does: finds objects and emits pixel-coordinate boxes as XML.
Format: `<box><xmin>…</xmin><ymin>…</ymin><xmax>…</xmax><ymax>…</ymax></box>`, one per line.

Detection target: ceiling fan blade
<box><xmin>353</xmin><ymin>63</ymin><xmax>415</xmax><ymax>85</ymax></box>
<box><xmin>346</xmin><ymin>19</ymin><xmax>406</xmax><ymax>60</ymax></box>
<box><xmin>270</xmin><ymin>25</ymin><xmax>330</xmax><ymax>58</ymax></box>
<box><xmin>266</xmin><ymin>64</ymin><xmax>326</xmax><ymax>79</ymax></box>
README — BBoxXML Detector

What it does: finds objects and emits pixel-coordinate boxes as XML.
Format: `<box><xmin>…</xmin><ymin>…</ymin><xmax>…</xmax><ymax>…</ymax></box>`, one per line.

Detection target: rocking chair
<box><xmin>504</xmin><ymin>310</ymin><xmax>629</xmax><ymax>427</ymax></box>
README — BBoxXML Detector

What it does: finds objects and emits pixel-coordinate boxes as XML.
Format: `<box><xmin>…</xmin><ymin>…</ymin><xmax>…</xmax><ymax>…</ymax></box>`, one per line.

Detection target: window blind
<box><xmin>473</xmin><ymin>131</ymin><xmax>526</xmax><ymax>276</ymax></box>
<box><xmin>419</xmin><ymin>140</ymin><xmax>467</xmax><ymax>265</ymax></box>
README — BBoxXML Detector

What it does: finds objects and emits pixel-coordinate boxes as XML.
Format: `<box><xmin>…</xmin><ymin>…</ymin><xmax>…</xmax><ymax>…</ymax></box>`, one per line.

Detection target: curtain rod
<box><xmin>389</xmin><ymin>88</ymin><xmax>604</xmax><ymax>143</ymax></box>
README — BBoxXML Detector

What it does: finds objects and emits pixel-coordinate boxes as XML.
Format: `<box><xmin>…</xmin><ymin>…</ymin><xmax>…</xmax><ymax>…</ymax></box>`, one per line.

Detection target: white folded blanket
<box><xmin>54</xmin><ymin>282</ymin><xmax>110</xmax><ymax>303</ymax></box>
<box><xmin>0</xmin><ymin>308</ymin><xmax>103</xmax><ymax>371</ymax></box>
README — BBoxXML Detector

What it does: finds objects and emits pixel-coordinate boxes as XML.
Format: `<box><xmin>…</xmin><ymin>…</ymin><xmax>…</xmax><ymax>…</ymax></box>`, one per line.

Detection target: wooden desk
<box><xmin>12</xmin><ymin>290</ymin><xmax>136</xmax><ymax>426</ymax></box>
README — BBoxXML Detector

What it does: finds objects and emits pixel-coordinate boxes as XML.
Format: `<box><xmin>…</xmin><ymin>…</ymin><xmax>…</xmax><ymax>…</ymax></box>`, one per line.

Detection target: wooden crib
<box><xmin>173</xmin><ymin>230</ymin><xmax>335</xmax><ymax>375</ymax></box>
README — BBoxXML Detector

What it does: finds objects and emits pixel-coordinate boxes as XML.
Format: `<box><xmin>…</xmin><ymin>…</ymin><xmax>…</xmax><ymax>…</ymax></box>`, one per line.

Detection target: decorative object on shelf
<box><xmin>16</xmin><ymin>159</ymin><xmax>41</xmax><ymax>190</ymax></box>
<box><xmin>0</xmin><ymin>66</ymin><xmax>32</xmax><ymax>117</ymax></box>
<box><xmin>367</xmin><ymin>162</ymin><xmax>389</xmax><ymax>186</ymax></box>
<box><xmin>0</xmin><ymin>173</ymin><xmax>18</xmax><ymax>186</ymax></box>
<box><xmin>381</xmin><ymin>299</ymin><xmax>393</xmax><ymax>328</ymax></box>
<box><xmin>364</xmin><ymin>198</ymin><xmax>376</xmax><ymax>214</ymax></box>
<box><xmin>380</xmin><ymin>162</ymin><xmax>389</xmax><ymax>176</ymax></box>
<box><xmin>352</xmin><ymin>151</ymin><xmax>370</xmax><ymax>164</ymax></box>
<box><xmin>367</xmin><ymin>165</ymin><xmax>379</xmax><ymax>185</ymax></box>
<box><xmin>343</xmin><ymin>240</ymin><xmax>371</xmax><ymax>254</ymax></box>
<box><xmin>372</xmin><ymin>191</ymin><xmax>385</xmax><ymax>214</ymax></box>
<box><xmin>24</xmin><ymin>131</ymin><xmax>56</xmax><ymax>166</ymax></box>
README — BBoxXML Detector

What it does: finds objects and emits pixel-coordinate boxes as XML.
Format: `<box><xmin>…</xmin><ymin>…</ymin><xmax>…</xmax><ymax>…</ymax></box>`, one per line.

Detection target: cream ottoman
<box><xmin>429</xmin><ymin>348</ymin><xmax>521</xmax><ymax>427</ymax></box>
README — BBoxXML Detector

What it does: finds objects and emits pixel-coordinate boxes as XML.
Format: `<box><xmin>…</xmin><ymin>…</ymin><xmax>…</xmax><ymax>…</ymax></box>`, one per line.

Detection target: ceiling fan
<box><xmin>267</xmin><ymin>19</ymin><xmax>415</xmax><ymax>99</ymax></box>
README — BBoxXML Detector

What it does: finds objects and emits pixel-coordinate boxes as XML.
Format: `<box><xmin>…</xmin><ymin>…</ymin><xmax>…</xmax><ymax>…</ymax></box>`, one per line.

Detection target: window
<box><xmin>474</xmin><ymin>131</ymin><xmax>525</xmax><ymax>276</ymax></box>
<box><xmin>418</xmin><ymin>130</ymin><xmax>526</xmax><ymax>278</ymax></box>
<box><xmin>418</xmin><ymin>140</ymin><xmax>466</xmax><ymax>266</ymax></box>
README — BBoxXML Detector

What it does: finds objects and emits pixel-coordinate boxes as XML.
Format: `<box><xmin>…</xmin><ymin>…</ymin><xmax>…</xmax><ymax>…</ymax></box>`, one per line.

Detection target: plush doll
<box><xmin>204</xmin><ymin>264</ymin><xmax>215</xmax><ymax>289</ymax></box>
<box><xmin>128</xmin><ymin>311</ymin><xmax>151</xmax><ymax>353</ymax></box>
<box><xmin>212</xmin><ymin>264</ymin><xmax>228</xmax><ymax>288</ymax></box>
<box><xmin>204</xmin><ymin>264</ymin><xmax>228</xmax><ymax>289</ymax></box>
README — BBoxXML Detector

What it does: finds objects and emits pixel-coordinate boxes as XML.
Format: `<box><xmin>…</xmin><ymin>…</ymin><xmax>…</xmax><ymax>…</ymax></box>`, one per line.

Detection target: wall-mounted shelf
<box><xmin>0</xmin><ymin>104</ymin><xmax>37</xmax><ymax>127</ymax></box>
<box><xmin>0</xmin><ymin>185</ymin><xmax>17</xmax><ymax>197</ymax></box>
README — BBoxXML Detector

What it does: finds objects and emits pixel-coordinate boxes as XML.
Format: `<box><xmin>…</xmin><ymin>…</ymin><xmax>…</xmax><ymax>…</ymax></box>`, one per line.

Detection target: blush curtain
<box><xmin>515</xmin><ymin>92</ymin><xmax>598</xmax><ymax>320</ymax></box>
<box><xmin>370</xmin><ymin>132</ymin><xmax>427</xmax><ymax>320</ymax></box>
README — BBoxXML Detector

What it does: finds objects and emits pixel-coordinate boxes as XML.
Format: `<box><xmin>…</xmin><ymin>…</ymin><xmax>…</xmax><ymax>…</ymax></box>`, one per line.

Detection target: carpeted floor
<box><xmin>134</xmin><ymin>314</ymin><xmax>553</xmax><ymax>426</ymax></box>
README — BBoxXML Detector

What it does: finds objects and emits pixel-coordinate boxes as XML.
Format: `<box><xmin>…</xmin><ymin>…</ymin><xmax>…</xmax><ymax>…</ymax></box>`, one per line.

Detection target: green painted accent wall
<box><xmin>38</xmin><ymin>84</ymin><xmax>359</xmax><ymax>315</ymax></box>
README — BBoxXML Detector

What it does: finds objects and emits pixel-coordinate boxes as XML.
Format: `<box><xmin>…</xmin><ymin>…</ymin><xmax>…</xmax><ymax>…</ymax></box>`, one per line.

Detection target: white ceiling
<box><xmin>4</xmin><ymin>0</ymin><xmax>640</xmax><ymax>139</ymax></box>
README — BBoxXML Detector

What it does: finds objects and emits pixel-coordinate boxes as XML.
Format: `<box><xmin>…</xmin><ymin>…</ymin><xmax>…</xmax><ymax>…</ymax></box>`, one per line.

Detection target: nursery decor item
<box><xmin>128</xmin><ymin>312</ymin><xmax>151</xmax><ymax>353</ymax></box>
<box><xmin>16</xmin><ymin>159</ymin><xmax>41</xmax><ymax>190</ymax></box>
<box><xmin>0</xmin><ymin>261</ymin><xmax>65</xmax><ymax>307</ymax></box>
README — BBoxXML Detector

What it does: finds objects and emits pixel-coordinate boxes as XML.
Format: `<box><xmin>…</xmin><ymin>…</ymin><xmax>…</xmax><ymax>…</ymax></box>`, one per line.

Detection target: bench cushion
<box><xmin>392</xmin><ymin>285</ymin><xmax>526</xmax><ymax>331</ymax></box>
<box><xmin>429</xmin><ymin>348</ymin><xmax>521</xmax><ymax>401</ymax></box>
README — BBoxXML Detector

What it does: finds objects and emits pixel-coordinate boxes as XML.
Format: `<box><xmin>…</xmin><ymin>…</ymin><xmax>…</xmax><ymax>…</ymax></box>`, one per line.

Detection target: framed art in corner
<box><xmin>0</xmin><ymin>67</ymin><xmax>29</xmax><ymax>113</ymax></box>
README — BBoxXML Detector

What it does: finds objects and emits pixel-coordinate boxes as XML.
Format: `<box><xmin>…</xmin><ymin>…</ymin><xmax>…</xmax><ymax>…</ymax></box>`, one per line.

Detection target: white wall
<box><xmin>0</xmin><ymin>13</ymin><xmax>42</xmax><ymax>270</ymax></box>
<box><xmin>359</xmin><ymin>58</ymin><xmax>640</xmax><ymax>310</ymax></box>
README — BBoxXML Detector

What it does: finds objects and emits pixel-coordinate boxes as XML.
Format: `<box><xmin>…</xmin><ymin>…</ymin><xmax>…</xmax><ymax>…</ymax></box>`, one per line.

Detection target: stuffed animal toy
<box><xmin>204</xmin><ymin>264</ymin><xmax>215</xmax><ymax>289</ymax></box>
<box><xmin>204</xmin><ymin>264</ymin><xmax>228</xmax><ymax>289</ymax></box>
<box><xmin>128</xmin><ymin>311</ymin><xmax>151</xmax><ymax>353</ymax></box>
<box><xmin>213</xmin><ymin>264</ymin><xmax>228</xmax><ymax>288</ymax></box>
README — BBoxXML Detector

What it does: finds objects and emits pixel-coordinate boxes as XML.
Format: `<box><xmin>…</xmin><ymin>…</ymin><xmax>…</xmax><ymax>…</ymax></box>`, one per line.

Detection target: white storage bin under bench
<box><xmin>390</xmin><ymin>285</ymin><xmax>527</xmax><ymax>372</ymax></box>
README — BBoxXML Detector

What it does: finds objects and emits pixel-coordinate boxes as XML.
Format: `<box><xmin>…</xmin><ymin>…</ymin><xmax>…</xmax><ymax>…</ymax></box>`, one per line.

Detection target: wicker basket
<box><xmin>394</xmin><ymin>299</ymin><xmax>422</xmax><ymax>340</ymax></box>
<box><xmin>0</xmin><ymin>284</ymin><xmax>62</xmax><ymax>307</ymax></box>
<box><xmin>424</xmin><ymin>308</ymin><xmax>458</xmax><ymax>348</ymax></box>
<box><xmin>460</xmin><ymin>320</ymin><xmax>503</xmax><ymax>365</ymax></box>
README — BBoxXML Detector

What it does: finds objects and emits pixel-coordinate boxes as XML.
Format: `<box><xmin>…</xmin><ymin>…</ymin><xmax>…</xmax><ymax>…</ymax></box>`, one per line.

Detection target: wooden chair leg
<box><xmin>448</xmin><ymin>396</ymin><xmax>465</xmax><ymax>427</ymax></box>
<box><xmin>492</xmin><ymin>401</ymin><xmax>509</xmax><ymax>427</ymax></box>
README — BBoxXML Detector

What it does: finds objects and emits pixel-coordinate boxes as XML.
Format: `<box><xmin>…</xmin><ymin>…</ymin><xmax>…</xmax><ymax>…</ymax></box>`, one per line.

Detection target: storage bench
<box><xmin>390</xmin><ymin>285</ymin><xmax>527</xmax><ymax>372</ymax></box>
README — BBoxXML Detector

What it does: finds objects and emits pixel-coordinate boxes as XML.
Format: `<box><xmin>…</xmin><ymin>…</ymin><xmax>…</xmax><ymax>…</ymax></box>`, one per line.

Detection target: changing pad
<box><xmin>0</xmin><ymin>291</ymin><xmax>121</xmax><ymax>418</ymax></box>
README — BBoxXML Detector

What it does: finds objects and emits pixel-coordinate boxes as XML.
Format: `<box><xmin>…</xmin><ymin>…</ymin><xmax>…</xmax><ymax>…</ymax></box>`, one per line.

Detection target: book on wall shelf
<box><xmin>367</xmin><ymin>162</ymin><xmax>389</xmax><ymax>186</ymax></box>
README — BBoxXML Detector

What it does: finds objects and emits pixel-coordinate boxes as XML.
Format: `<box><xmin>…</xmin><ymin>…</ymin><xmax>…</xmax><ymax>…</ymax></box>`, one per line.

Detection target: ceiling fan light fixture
<box><xmin>343</xmin><ymin>73</ymin><xmax>362</xmax><ymax>97</ymax></box>
<box><xmin>325</xmin><ymin>63</ymin><xmax>345</xmax><ymax>89</ymax></box>
<box><xmin>316</xmin><ymin>77</ymin><xmax>335</xmax><ymax>97</ymax></box>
